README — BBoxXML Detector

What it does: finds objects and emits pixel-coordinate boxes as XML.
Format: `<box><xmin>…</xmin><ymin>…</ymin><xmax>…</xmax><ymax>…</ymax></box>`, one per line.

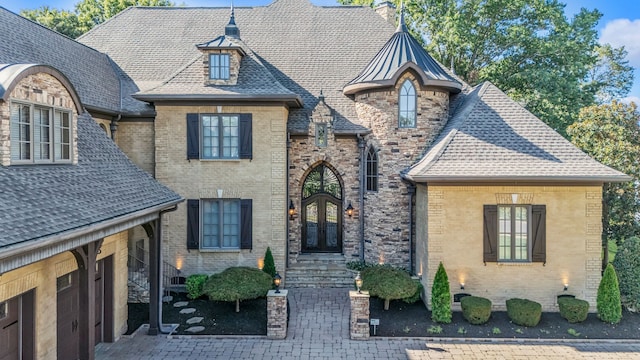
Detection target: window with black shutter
<box><xmin>186</xmin><ymin>198</ymin><xmax>252</xmax><ymax>250</ymax></box>
<box><xmin>185</xmin><ymin>113</ymin><xmax>252</xmax><ymax>160</ymax></box>
<box><xmin>483</xmin><ymin>204</ymin><xmax>546</xmax><ymax>263</ymax></box>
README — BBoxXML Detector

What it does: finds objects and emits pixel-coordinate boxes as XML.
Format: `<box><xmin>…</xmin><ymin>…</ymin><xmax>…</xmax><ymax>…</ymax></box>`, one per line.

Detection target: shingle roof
<box><xmin>78</xmin><ymin>0</ymin><xmax>395</xmax><ymax>133</ymax></box>
<box><xmin>0</xmin><ymin>7</ymin><xmax>150</xmax><ymax>115</ymax></box>
<box><xmin>0</xmin><ymin>111</ymin><xmax>182</xmax><ymax>249</ymax></box>
<box><xmin>343</xmin><ymin>10</ymin><xmax>461</xmax><ymax>95</ymax></box>
<box><xmin>404</xmin><ymin>82</ymin><xmax>631</xmax><ymax>183</ymax></box>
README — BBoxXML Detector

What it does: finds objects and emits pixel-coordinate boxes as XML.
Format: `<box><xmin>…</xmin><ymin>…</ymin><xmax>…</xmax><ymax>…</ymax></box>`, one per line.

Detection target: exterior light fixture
<box><xmin>355</xmin><ymin>272</ymin><xmax>363</xmax><ymax>293</ymax></box>
<box><xmin>460</xmin><ymin>283</ymin><xmax>465</xmax><ymax>290</ymax></box>
<box><xmin>345</xmin><ymin>202</ymin><xmax>354</xmax><ymax>217</ymax></box>
<box><xmin>274</xmin><ymin>273</ymin><xmax>282</xmax><ymax>293</ymax></box>
<box><xmin>564</xmin><ymin>283</ymin><xmax>568</xmax><ymax>291</ymax></box>
<box><xmin>288</xmin><ymin>200</ymin><xmax>296</xmax><ymax>220</ymax></box>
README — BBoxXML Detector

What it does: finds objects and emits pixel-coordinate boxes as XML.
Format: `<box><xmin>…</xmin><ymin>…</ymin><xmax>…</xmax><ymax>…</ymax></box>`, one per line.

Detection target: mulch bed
<box><xmin>127</xmin><ymin>292</ymin><xmax>266</xmax><ymax>335</ymax></box>
<box><xmin>369</xmin><ymin>297</ymin><xmax>640</xmax><ymax>339</ymax></box>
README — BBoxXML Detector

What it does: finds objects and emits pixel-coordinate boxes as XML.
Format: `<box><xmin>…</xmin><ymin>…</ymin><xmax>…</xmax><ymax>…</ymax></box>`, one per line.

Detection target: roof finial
<box><xmin>225</xmin><ymin>1</ymin><xmax>240</xmax><ymax>38</ymax></box>
<box><xmin>319</xmin><ymin>89</ymin><xmax>325</xmax><ymax>102</ymax></box>
<box><xmin>396</xmin><ymin>0</ymin><xmax>408</xmax><ymax>33</ymax></box>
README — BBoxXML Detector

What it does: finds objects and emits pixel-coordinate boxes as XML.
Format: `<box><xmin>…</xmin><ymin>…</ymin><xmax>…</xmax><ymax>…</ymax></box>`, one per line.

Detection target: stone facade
<box><xmin>0</xmin><ymin>72</ymin><xmax>78</xmax><ymax>166</ymax></box>
<box><xmin>201</xmin><ymin>49</ymin><xmax>243</xmax><ymax>86</ymax></box>
<box><xmin>0</xmin><ymin>231</ymin><xmax>129</xmax><ymax>359</ymax></box>
<box><xmin>416</xmin><ymin>184</ymin><xmax>603</xmax><ymax>312</ymax></box>
<box><xmin>349</xmin><ymin>290</ymin><xmax>370</xmax><ymax>340</ymax></box>
<box><xmin>155</xmin><ymin>104</ymin><xmax>288</xmax><ymax>277</ymax></box>
<box><xmin>267</xmin><ymin>289</ymin><xmax>288</xmax><ymax>339</ymax></box>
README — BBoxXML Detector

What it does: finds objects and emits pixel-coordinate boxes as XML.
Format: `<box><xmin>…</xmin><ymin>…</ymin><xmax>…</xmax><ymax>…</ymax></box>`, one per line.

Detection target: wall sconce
<box><xmin>289</xmin><ymin>200</ymin><xmax>296</xmax><ymax>220</ymax></box>
<box><xmin>460</xmin><ymin>283</ymin><xmax>465</xmax><ymax>290</ymax></box>
<box><xmin>345</xmin><ymin>202</ymin><xmax>354</xmax><ymax>217</ymax></box>
<box><xmin>355</xmin><ymin>272</ymin><xmax>363</xmax><ymax>293</ymax></box>
<box><xmin>274</xmin><ymin>273</ymin><xmax>282</xmax><ymax>293</ymax></box>
<box><xmin>564</xmin><ymin>283</ymin><xmax>568</xmax><ymax>291</ymax></box>
<box><xmin>257</xmin><ymin>258</ymin><xmax>265</xmax><ymax>270</ymax></box>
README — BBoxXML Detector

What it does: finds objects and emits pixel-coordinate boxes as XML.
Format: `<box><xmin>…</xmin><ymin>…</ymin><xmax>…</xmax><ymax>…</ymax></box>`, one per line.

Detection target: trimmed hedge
<box><xmin>402</xmin><ymin>279</ymin><xmax>423</xmax><ymax>304</ymax></box>
<box><xmin>506</xmin><ymin>298</ymin><xmax>542</xmax><ymax>327</ymax></box>
<box><xmin>558</xmin><ymin>297</ymin><xmax>589</xmax><ymax>323</ymax></box>
<box><xmin>431</xmin><ymin>262</ymin><xmax>451</xmax><ymax>324</ymax></box>
<box><xmin>597</xmin><ymin>263</ymin><xmax>622</xmax><ymax>324</ymax></box>
<box><xmin>612</xmin><ymin>236</ymin><xmax>640</xmax><ymax>311</ymax></box>
<box><xmin>262</xmin><ymin>247</ymin><xmax>277</xmax><ymax>278</ymax></box>
<box><xmin>185</xmin><ymin>274</ymin><xmax>209</xmax><ymax>300</ymax></box>
<box><xmin>461</xmin><ymin>296</ymin><xmax>492</xmax><ymax>325</ymax></box>
<box><xmin>361</xmin><ymin>265</ymin><xmax>417</xmax><ymax>310</ymax></box>
<box><xmin>203</xmin><ymin>267</ymin><xmax>273</xmax><ymax>312</ymax></box>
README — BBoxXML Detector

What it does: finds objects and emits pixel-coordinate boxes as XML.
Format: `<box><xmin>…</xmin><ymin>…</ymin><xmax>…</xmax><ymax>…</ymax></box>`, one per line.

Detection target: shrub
<box><xmin>506</xmin><ymin>298</ymin><xmax>542</xmax><ymax>327</ymax></box>
<box><xmin>346</xmin><ymin>260</ymin><xmax>369</xmax><ymax>272</ymax></box>
<box><xmin>597</xmin><ymin>263</ymin><xmax>622</xmax><ymax>324</ymax></box>
<box><xmin>185</xmin><ymin>274</ymin><xmax>208</xmax><ymax>300</ymax></box>
<box><xmin>402</xmin><ymin>279</ymin><xmax>423</xmax><ymax>304</ymax></box>
<box><xmin>203</xmin><ymin>267</ymin><xmax>273</xmax><ymax>312</ymax></box>
<box><xmin>431</xmin><ymin>262</ymin><xmax>451</xmax><ymax>324</ymax></box>
<box><xmin>262</xmin><ymin>247</ymin><xmax>276</xmax><ymax>278</ymax></box>
<box><xmin>461</xmin><ymin>296</ymin><xmax>492</xmax><ymax>325</ymax></box>
<box><xmin>558</xmin><ymin>297</ymin><xmax>589</xmax><ymax>323</ymax></box>
<box><xmin>361</xmin><ymin>265</ymin><xmax>417</xmax><ymax>310</ymax></box>
<box><xmin>612</xmin><ymin>236</ymin><xmax>640</xmax><ymax>311</ymax></box>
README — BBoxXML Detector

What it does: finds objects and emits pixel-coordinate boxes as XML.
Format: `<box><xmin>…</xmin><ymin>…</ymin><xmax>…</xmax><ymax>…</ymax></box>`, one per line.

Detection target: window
<box><xmin>0</xmin><ymin>301</ymin><xmax>6</xmax><ymax>320</ymax></box>
<box><xmin>399</xmin><ymin>80</ymin><xmax>416</xmax><ymax>128</ymax></box>
<box><xmin>315</xmin><ymin>123</ymin><xmax>327</xmax><ymax>147</ymax></box>
<box><xmin>10</xmin><ymin>102</ymin><xmax>72</xmax><ymax>164</ymax></box>
<box><xmin>483</xmin><ymin>205</ymin><xmax>546</xmax><ymax>263</ymax></box>
<box><xmin>366</xmin><ymin>147</ymin><xmax>378</xmax><ymax>191</ymax></box>
<box><xmin>56</xmin><ymin>273</ymin><xmax>72</xmax><ymax>292</ymax></box>
<box><xmin>209</xmin><ymin>54</ymin><xmax>230</xmax><ymax>80</ymax></box>
<box><xmin>186</xmin><ymin>113</ymin><xmax>252</xmax><ymax>160</ymax></box>
<box><xmin>186</xmin><ymin>199</ymin><xmax>253</xmax><ymax>250</ymax></box>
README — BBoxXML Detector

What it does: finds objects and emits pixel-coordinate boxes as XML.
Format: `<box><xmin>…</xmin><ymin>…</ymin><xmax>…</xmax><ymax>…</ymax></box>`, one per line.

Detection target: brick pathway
<box><xmin>96</xmin><ymin>288</ymin><xmax>640</xmax><ymax>359</ymax></box>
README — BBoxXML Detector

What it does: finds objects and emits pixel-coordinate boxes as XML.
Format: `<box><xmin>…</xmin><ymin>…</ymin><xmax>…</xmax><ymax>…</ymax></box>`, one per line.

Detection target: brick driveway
<box><xmin>96</xmin><ymin>288</ymin><xmax>640</xmax><ymax>359</ymax></box>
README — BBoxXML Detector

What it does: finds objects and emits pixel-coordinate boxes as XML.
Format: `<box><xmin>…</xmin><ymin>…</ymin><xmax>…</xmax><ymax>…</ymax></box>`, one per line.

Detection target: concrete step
<box><xmin>294</xmin><ymin>253</ymin><xmax>347</xmax><ymax>265</ymax></box>
<box><xmin>286</xmin><ymin>257</ymin><xmax>356</xmax><ymax>288</ymax></box>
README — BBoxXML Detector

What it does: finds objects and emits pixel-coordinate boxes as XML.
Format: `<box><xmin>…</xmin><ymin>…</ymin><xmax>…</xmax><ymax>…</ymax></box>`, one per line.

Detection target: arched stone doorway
<box><xmin>301</xmin><ymin>163</ymin><xmax>343</xmax><ymax>253</ymax></box>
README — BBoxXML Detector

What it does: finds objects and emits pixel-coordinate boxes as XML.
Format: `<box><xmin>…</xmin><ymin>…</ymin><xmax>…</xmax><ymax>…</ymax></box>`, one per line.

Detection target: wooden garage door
<box><xmin>57</xmin><ymin>271</ymin><xmax>79</xmax><ymax>360</ymax></box>
<box><xmin>0</xmin><ymin>297</ymin><xmax>19</xmax><ymax>360</ymax></box>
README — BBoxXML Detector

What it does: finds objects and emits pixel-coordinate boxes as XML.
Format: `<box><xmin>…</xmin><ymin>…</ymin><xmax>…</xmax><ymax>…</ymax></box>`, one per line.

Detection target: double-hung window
<box><xmin>209</xmin><ymin>54</ymin><xmax>230</xmax><ymax>80</ymax></box>
<box><xmin>10</xmin><ymin>102</ymin><xmax>72</xmax><ymax>164</ymax></box>
<box><xmin>186</xmin><ymin>198</ymin><xmax>253</xmax><ymax>250</ymax></box>
<box><xmin>202</xmin><ymin>115</ymin><xmax>239</xmax><ymax>159</ymax></box>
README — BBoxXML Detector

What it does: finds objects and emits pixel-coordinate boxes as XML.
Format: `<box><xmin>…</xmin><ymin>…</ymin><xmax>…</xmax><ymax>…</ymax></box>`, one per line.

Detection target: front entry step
<box><xmin>286</xmin><ymin>254</ymin><xmax>356</xmax><ymax>288</ymax></box>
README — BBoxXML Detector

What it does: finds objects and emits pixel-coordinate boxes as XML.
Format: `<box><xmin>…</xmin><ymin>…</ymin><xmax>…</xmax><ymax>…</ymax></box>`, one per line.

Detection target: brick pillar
<box><xmin>267</xmin><ymin>289</ymin><xmax>288</xmax><ymax>339</ymax></box>
<box><xmin>349</xmin><ymin>290</ymin><xmax>370</xmax><ymax>340</ymax></box>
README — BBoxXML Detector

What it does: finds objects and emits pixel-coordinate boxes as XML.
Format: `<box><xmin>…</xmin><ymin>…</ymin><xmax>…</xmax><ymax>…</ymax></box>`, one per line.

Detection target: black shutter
<box><xmin>186</xmin><ymin>199</ymin><xmax>200</xmax><ymax>250</ymax></box>
<box><xmin>239</xmin><ymin>114</ymin><xmax>252</xmax><ymax>159</ymax></box>
<box><xmin>186</xmin><ymin>113</ymin><xmax>200</xmax><ymax>159</ymax></box>
<box><xmin>483</xmin><ymin>205</ymin><xmax>498</xmax><ymax>263</ymax></box>
<box><xmin>531</xmin><ymin>205</ymin><xmax>546</xmax><ymax>263</ymax></box>
<box><xmin>240</xmin><ymin>199</ymin><xmax>253</xmax><ymax>250</ymax></box>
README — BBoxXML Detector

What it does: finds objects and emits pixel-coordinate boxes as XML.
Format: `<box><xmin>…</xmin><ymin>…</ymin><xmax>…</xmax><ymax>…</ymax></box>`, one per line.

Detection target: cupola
<box><xmin>343</xmin><ymin>4</ymin><xmax>461</xmax><ymax>95</ymax></box>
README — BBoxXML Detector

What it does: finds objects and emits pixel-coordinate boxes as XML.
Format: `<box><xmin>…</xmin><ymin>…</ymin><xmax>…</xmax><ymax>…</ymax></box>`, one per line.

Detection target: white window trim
<box><xmin>200</xmin><ymin>198</ymin><xmax>241</xmax><ymax>250</ymax></box>
<box><xmin>10</xmin><ymin>100</ymin><xmax>73</xmax><ymax>165</ymax></box>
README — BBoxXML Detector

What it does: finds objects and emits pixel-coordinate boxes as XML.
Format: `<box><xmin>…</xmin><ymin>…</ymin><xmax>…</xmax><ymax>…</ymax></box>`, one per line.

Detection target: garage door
<box><xmin>0</xmin><ymin>292</ymin><xmax>34</xmax><ymax>360</ymax></box>
<box><xmin>57</xmin><ymin>271</ymin><xmax>79</xmax><ymax>360</ymax></box>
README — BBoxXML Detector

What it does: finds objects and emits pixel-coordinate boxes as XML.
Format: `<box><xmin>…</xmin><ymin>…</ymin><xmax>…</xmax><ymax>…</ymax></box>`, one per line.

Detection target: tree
<box><xmin>20</xmin><ymin>0</ymin><xmax>175</xmax><ymax>38</ymax></box>
<box><xmin>430</xmin><ymin>262</ymin><xmax>451</xmax><ymax>323</ymax></box>
<box><xmin>567</xmin><ymin>101</ymin><xmax>640</xmax><ymax>264</ymax></box>
<box><xmin>612</xmin><ymin>237</ymin><xmax>640</xmax><ymax>311</ymax></box>
<box><xmin>262</xmin><ymin>247</ymin><xmax>277</xmax><ymax>278</ymax></box>
<box><xmin>361</xmin><ymin>265</ymin><xmax>418</xmax><ymax>310</ymax></box>
<box><xmin>337</xmin><ymin>0</ymin><xmax>633</xmax><ymax>136</ymax></box>
<box><xmin>597</xmin><ymin>263</ymin><xmax>622</xmax><ymax>324</ymax></box>
<box><xmin>203</xmin><ymin>267</ymin><xmax>272</xmax><ymax>313</ymax></box>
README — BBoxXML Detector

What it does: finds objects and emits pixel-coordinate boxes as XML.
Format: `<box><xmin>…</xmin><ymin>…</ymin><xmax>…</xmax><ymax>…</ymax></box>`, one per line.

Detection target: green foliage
<box><xmin>402</xmin><ymin>279</ymin><xmax>423</xmax><ymax>304</ymax></box>
<box><xmin>612</xmin><ymin>237</ymin><xmax>640</xmax><ymax>311</ymax></box>
<box><xmin>203</xmin><ymin>267</ymin><xmax>272</xmax><ymax>312</ymax></box>
<box><xmin>457</xmin><ymin>326</ymin><xmax>466</xmax><ymax>334</ymax></box>
<box><xmin>427</xmin><ymin>325</ymin><xmax>442</xmax><ymax>334</ymax></box>
<box><xmin>460</xmin><ymin>296</ymin><xmax>492</xmax><ymax>325</ymax></box>
<box><xmin>21</xmin><ymin>0</ymin><xmax>175</xmax><ymax>38</ymax></box>
<box><xmin>567</xmin><ymin>328</ymin><xmax>581</xmax><ymax>337</ymax></box>
<box><xmin>262</xmin><ymin>247</ymin><xmax>276</xmax><ymax>278</ymax></box>
<box><xmin>346</xmin><ymin>260</ymin><xmax>369</xmax><ymax>272</ymax></box>
<box><xmin>506</xmin><ymin>298</ymin><xmax>542</xmax><ymax>327</ymax></box>
<box><xmin>597</xmin><ymin>263</ymin><xmax>622</xmax><ymax>324</ymax></box>
<box><xmin>430</xmin><ymin>262</ymin><xmax>451</xmax><ymax>324</ymax></box>
<box><xmin>557</xmin><ymin>297</ymin><xmax>589</xmax><ymax>323</ymax></box>
<box><xmin>568</xmin><ymin>101</ymin><xmax>640</xmax><ymax>252</ymax></box>
<box><xmin>185</xmin><ymin>274</ymin><xmax>208</xmax><ymax>300</ymax></box>
<box><xmin>361</xmin><ymin>265</ymin><xmax>417</xmax><ymax>310</ymax></box>
<box><xmin>492</xmin><ymin>327</ymin><xmax>501</xmax><ymax>335</ymax></box>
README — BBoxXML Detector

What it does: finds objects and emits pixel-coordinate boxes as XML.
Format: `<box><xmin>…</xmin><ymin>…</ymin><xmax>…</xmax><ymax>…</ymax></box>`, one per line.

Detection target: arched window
<box><xmin>399</xmin><ymin>80</ymin><xmax>416</xmax><ymax>128</ymax></box>
<box><xmin>302</xmin><ymin>164</ymin><xmax>342</xmax><ymax>200</ymax></box>
<box><xmin>366</xmin><ymin>147</ymin><xmax>378</xmax><ymax>192</ymax></box>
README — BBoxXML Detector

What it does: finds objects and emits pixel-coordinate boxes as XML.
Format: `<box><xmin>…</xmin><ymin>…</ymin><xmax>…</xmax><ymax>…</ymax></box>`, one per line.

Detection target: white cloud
<box><xmin>621</xmin><ymin>96</ymin><xmax>640</xmax><ymax>105</ymax></box>
<box><xmin>600</xmin><ymin>19</ymin><xmax>640</xmax><ymax>68</ymax></box>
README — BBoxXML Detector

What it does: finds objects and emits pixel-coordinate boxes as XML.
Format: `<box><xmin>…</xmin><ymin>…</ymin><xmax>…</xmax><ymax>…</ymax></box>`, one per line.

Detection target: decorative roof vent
<box><xmin>344</xmin><ymin>3</ymin><xmax>461</xmax><ymax>95</ymax></box>
<box><xmin>225</xmin><ymin>4</ymin><xmax>240</xmax><ymax>38</ymax></box>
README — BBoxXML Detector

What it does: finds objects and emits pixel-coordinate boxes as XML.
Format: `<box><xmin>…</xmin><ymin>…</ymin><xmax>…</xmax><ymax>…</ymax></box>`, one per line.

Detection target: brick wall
<box><xmin>116</xmin><ymin>120</ymin><xmax>155</xmax><ymax>176</ymax></box>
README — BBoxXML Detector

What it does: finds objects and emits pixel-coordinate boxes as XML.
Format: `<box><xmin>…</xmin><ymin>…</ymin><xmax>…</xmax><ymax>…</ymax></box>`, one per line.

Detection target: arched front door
<box><xmin>301</xmin><ymin>164</ymin><xmax>342</xmax><ymax>253</ymax></box>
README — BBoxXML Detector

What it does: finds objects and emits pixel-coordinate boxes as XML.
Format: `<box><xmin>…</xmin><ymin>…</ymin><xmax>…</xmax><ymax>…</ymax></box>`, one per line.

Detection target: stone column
<box><xmin>349</xmin><ymin>290</ymin><xmax>370</xmax><ymax>340</ymax></box>
<box><xmin>267</xmin><ymin>289</ymin><xmax>288</xmax><ymax>339</ymax></box>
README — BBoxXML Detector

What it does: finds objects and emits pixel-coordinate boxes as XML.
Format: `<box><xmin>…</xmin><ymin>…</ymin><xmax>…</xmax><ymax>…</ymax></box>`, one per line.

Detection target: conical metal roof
<box><xmin>344</xmin><ymin>9</ymin><xmax>461</xmax><ymax>95</ymax></box>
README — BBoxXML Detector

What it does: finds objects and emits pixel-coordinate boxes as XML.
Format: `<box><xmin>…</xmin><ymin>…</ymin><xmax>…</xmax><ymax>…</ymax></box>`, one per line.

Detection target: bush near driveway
<box><xmin>506</xmin><ymin>298</ymin><xmax>542</xmax><ymax>327</ymax></box>
<box><xmin>431</xmin><ymin>262</ymin><xmax>452</xmax><ymax>324</ymax></box>
<box><xmin>558</xmin><ymin>297</ymin><xmax>589</xmax><ymax>323</ymax></box>
<box><xmin>203</xmin><ymin>267</ymin><xmax>272</xmax><ymax>313</ymax></box>
<box><xmin>461</xmin><ymin>296</ymin><xmax>492</xmax><ymax>325</ymax></box>
<box><xmin>361</xmin><ymin>265</ymin><xmax>418</xmax><ymax>310</ymax></box>
<box><xmin>597</xmin><ymin>263</ymin><xmax>622</xmax><ymax>324</ymax></box>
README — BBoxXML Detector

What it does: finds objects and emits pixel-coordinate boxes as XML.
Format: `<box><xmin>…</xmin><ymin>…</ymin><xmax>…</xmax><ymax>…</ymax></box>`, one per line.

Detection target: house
<box><xmin>0</xmin><ymin>0</ymin><xmax>630</xmax><ymax>356</ymax></box>
<box><xmin>0</xmin><ymin>12</ymin><xmax>181</xmax><ymax>360</ymax></box>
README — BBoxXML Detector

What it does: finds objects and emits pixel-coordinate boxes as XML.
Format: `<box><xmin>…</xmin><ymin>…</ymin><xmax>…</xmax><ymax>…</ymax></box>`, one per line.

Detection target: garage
<box><xmin>0</xmin><ymin>291</ymin><xmax>34</xmax><ymax>360</ymax></box>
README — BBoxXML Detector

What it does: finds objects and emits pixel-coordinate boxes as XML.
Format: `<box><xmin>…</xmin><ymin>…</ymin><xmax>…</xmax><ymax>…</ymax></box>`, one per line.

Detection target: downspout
<box><xmin>286</xmin><ymin>132</ymin><xmax>291</xmax><ymax>269</ymax></box>
<box><xmin>110</xmin><ymin>114</ymin><xmax>121</xmax><ymax>141</ymax></box>
<box><xmin>407</xmin><ymin>182</ymin><xmax>416</xmax><ymax>274</ymax></box>
<box><xmin>357</xmin><ymin>134</ymin><xmax>366</xmax><ymax>262</ymax></box>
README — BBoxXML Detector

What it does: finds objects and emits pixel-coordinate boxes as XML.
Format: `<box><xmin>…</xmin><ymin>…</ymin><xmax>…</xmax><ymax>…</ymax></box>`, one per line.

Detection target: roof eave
<box><xmin>403</xmin><ymin>174</ymin><xmax>633</xmax><ymax>184</ymax></box>
<box><xmin>132</xmin><ymin>93</ymin><xmax>304</xmax><ymax>108</ymax></box>
<box><xmin>343</xmin><ymin>78</ymin><xmax>462</xmax><ymax>95</ymax></box>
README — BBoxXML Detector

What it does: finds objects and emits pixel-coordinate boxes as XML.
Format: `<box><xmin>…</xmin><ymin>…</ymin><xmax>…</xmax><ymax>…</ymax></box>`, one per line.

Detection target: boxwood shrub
<box><xmin>460</xmin><ymin>296</ymin><xmax>492</xmax><ymax>325</ymax></box>
<box><xmin>506</xmin><ymin>298</ymin><xmax>542</xmax><ymax>327</ymax></box>
<box><xmin>185</xmin><ymin>274</ymin><xmax>209</xmax><ymax>300</ymax></box>
<box><xmin>361</xmin><ymin>265</ymin><xmax>417</xmax><ymax>310</ymax></box>
<box><xmin>203</xmin><ymin>267</ymin><xmax>272</xmax><ymax>312</ymax></box>
<box><xmin>558</xmin><ymin>297</ymin><xmax>589</xmax><ymax>323</ymax></box>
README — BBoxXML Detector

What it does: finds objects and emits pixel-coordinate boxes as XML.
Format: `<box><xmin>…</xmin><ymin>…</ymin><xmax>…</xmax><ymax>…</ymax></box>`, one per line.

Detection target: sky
<box><xmin>2</xmin><ymin>0</ymin><xmax>640</xmax><ymax>103</ymax></box>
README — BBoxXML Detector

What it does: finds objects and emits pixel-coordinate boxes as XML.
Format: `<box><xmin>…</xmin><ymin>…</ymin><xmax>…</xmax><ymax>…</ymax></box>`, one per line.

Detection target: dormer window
<box><xmin>209</xmin><ymin>54</ymin><xmax>230</xmax><ymax>80</ymax></box>
<box><xmin>399</xmin><ymin>80</ymin><xmax>416</xmax><ymax>128</ymax></box>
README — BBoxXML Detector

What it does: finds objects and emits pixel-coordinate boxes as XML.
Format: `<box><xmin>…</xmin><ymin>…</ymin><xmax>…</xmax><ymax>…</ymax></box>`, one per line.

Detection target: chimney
<box><xmin>375</xmin><ymin>1</ymin><xmax>396</xmax><ymax>26</ymax></box>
